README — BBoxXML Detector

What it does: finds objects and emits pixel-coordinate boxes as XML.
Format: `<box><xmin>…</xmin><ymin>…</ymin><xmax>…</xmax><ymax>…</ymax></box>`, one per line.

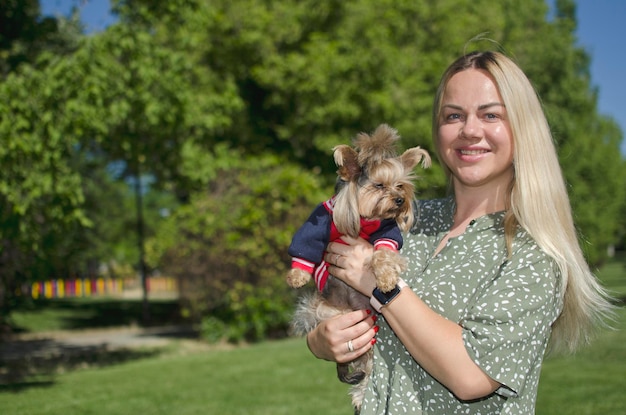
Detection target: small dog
<box><xmin>286</xmin><ymin>124</ymin><xmax>430</xmax><ymax>412</ymax></box>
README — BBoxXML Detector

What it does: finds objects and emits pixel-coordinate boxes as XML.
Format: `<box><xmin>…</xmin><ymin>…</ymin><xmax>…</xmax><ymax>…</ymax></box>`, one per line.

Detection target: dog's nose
<box><xmin>395</xmin><ymin>197</ymin><xmax>404</xmax><ymax>206</ymax></box>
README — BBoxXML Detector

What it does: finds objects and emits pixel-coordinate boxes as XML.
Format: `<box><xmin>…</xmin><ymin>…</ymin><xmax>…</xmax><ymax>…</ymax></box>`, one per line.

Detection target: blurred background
<box><xmin>0</xmin><ymin>1</ymin><xmax>624</xmax><ymax>414</ymax></box>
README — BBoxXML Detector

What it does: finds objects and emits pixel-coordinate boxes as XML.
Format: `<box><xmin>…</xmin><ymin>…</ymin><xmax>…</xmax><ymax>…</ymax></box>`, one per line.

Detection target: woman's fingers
<box><xmin>329</xmin><ymin>310</ymin><xmax>378</xmax><ymax>363</ymax></box>
<box><xmin>309</xmin><ymin>309</ymin><xmax>378</xmax><ymax>363</ymax></box>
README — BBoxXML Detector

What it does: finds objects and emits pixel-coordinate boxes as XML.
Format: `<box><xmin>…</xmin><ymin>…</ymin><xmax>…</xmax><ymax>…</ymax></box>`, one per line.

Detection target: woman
<box><xmin>306</xmin><ymin>51</ymin><xmax>613</xmax><ymax>414</ymax></box>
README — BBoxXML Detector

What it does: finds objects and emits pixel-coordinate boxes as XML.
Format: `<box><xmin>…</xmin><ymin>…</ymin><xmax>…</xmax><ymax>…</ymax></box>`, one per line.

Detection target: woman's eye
<box><xmin>443</xmin><ymin>113</ymin><xmax>464</xmax><ymax>123</ymax></box>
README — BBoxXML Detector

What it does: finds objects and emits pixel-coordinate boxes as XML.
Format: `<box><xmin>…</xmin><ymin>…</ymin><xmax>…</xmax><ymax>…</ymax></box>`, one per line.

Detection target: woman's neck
<box><xmin>433</xmin><ymin>181</ymin><xmax>510</xmax><ymax>257</ymax></box>
<box><xmin>452</xmin><ymin>183</ymin><xmax>509</xmax><ymax>225</ymax></box>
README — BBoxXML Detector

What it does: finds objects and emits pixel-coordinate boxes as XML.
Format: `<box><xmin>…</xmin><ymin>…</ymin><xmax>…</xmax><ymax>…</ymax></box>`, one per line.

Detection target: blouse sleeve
<box><xmin>460</xmin><ymin>244</ymin><xmax>563</xmax><ymax>398</ymax></box>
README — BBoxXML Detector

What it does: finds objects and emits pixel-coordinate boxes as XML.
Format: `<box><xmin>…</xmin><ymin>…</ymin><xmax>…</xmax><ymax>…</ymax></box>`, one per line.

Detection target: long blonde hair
<box><xmin>432</xmin><ymin>51</ymin><xmax>614</xmax><ymax>354</ymax></box>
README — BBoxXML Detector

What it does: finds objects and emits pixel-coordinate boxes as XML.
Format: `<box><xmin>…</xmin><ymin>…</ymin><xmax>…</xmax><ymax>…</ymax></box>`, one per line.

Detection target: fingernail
<box><xmin>374</xmin><ymin>326</ymin><xmax>379</xmax><ymax>333</ymax></box>
<box><xmin>372</xmin><ymin>315</ymin><xmax>378</xmax><ymax>322</ymax></box>
<box><xmin>371</xmin><ymin>338</ymin><xmax>377</xmax><ymax>345</ymax></box>
<box><xmin>366</xmin><ymin>309</ymin><xmax>372</xmax><ymax>315</ymax></box>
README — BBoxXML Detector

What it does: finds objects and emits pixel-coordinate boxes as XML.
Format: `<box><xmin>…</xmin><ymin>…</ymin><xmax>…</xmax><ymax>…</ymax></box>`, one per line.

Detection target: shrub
<box><xmin>202</xmin><ymin>280</ymin><xmax>297</xmax><ymax>343</ymax></box>
<box><xmin>147</xmin><ymin>145</ymin><xmax>329</xmax><ymax>340</ymax></box>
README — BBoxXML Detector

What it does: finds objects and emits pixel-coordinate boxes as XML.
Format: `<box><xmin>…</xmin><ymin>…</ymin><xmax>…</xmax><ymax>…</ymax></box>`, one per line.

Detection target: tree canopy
<box><xmin>0</xmin><ymin>0</ymin><xmax>624</xmax><ymax>329</ymax></box>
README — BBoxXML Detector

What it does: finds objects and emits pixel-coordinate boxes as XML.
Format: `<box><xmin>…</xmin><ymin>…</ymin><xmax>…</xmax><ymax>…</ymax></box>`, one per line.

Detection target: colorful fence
<box><xmin>30</xmin><ymin>276</ymin><xmax>177</xmax><ymax>299</ymax></box>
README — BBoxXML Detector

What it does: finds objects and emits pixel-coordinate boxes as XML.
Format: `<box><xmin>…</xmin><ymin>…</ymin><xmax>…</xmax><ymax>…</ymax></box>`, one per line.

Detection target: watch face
<box><xmin>374</xmin><ymin>285</ymin><xmax>401</xmax><ymax>303</ymax></box>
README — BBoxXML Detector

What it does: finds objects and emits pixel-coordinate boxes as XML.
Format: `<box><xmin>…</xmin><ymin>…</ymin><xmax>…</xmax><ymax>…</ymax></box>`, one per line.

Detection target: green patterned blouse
<box><xmin>360</xmin><ymin>197</ymin><xmax>563</xmax><ymax>415</ymax></box>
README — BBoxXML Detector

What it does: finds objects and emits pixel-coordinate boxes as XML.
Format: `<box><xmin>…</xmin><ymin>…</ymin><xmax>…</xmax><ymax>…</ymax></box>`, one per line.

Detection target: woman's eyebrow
<box><xmin>441</xmin><ymin>102</ymin><xmax>505</xmax><ymax>111</ymax></box>
<box><xmin>478</xmin><ymin>102</ymin><xmax>506</xmax><ymax>110</ymax></box>
<box><xmin>441</xmin><ymin>104</ymin><xmax>463</xmax><ymax>110</ymax></box>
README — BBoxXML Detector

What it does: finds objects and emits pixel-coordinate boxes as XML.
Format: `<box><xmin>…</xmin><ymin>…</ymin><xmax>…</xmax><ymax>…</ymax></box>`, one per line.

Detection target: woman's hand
<box><xmin>307</xmin><ymin>309</ymin><xmax>378</xmax><ymax>363</ymax></box>
<box><xmin>325</xmin><ymin>236</ymin><xmax>377</xmax><ymax>296</ymax></box>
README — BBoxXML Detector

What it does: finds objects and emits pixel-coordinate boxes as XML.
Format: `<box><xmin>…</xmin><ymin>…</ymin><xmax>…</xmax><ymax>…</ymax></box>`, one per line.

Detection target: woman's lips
<box><xmin>455</xmin><ymin>148</ymin><xmax>490</xmax><ymax>161</ymax></box>
<box><xmin>458</xmin><ymin>148</ymin><xmax>489</xmax><ymax>155</ymax></box>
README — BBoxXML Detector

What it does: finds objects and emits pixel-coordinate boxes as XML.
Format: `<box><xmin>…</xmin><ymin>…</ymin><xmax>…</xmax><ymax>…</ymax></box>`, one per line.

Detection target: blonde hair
<box><xmin>432</xmin><ymin>51</ymin><xmax>614</xmax><ymax>354</ymax></box>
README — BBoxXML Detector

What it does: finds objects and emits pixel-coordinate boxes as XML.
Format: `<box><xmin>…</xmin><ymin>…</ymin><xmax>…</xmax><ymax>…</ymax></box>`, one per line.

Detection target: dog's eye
<box><xmin>374</xmin><ymin>183</ymin><xmax>384</xmax><ymax>189</ymax></box>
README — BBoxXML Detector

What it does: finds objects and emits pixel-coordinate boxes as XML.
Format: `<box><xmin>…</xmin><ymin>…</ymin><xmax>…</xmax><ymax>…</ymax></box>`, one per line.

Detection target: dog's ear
<box><xmin>333</xmin><ymin>145</ymin><xmax>361</xmax><ymax>182</ymax></box>
<box><xmin>400</xmin><ymin>147</ymin><xmax>432</xmax><ymax>171</ymax></box>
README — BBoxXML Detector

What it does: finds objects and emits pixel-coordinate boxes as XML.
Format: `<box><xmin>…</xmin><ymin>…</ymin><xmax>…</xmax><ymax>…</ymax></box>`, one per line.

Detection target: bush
<box><xmin>202</xmin><ymin>280</ymin><xmax>297</xmax><ymax>343</ymax></box>
<box><xmin>200</xmin><ymin>315</ymin><xmax>229</xmax><ymax>344</ymax></box>
<box><xmin>147</xmin><ymin>145</ymin><xmax>329</xmax><ymax>340</ymax></box>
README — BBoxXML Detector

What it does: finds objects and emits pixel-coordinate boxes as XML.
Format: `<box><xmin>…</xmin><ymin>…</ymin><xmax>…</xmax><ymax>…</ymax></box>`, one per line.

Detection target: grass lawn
<box><xmin>0</xmin><ymin>338</ymin><xmax>353</xmax><ymax>415</ymax></box>
<box><xmin>0</xmin><ymin>308</ymin><xmax>624</xmax><ymax>414</ymax></box>
<box><xmin>1</xmin><ymin>254</ymin><xmax>624</xmax><ymax>414</ymax></box>
<box><xmin>594</xmin><ymin>251</ymin><xmax>626</xmax><ymax>300</ymax></box>
<box><xmin>536</xmin><ymin>307</ymin><xmax>626</xmax><ymax>414</ymax></box>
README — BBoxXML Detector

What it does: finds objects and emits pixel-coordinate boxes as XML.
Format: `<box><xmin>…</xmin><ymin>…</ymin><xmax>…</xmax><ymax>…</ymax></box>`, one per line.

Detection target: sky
<box><xmin>40</xmin><ymin>0</ymin><xmax>626</xmax><ymax>155</ymax></box>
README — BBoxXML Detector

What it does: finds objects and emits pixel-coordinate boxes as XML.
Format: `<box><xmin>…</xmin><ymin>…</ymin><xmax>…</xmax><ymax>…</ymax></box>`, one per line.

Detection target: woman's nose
<box><xmin>461</xmin><ymin>115</ymin><xmax>481</xmax><ymax>139</ymax></box>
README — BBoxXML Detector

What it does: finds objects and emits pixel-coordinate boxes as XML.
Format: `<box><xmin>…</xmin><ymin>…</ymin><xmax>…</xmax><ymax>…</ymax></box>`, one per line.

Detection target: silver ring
<box><xmin>335</xmin><ymin>254</ymin><xmax>341</xmax><ymax>264</ymax></box>
<box><xmin>347</xmin><ymin>339</ymin><xmax>354</xmax><ymax>353</ymax></box>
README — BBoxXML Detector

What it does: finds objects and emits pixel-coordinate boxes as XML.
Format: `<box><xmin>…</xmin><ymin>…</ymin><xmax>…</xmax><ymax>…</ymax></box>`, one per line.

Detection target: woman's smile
<box><xmin>438</xmin><ymin>69</ymin><xmax>514</xmax><ymax>191</ymax></box>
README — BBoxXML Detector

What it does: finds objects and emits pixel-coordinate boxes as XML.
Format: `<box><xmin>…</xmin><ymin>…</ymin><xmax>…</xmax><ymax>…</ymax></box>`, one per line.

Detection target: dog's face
<box><xmin>332</xmin><ymin>125</ymin><xmax>431</xmax><ymax>236</ymax></box>
<box><xmin>356</xmin><ymin>158</ymin><xmax>415</xmax><ymax>221</ymax></box>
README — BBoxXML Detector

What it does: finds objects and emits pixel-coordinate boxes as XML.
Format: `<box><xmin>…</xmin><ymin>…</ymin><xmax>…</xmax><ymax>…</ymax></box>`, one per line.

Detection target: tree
<box><xmin>1</xmin><ymin>0</ymin><xmax>623</xmax><ymax>333</ymax></box>
<box><xmin>0</xmin><ymin>5</ymin><xmax>242</xmax><ymax>325</ymax></box>
<box><xmin>130</xmin><ymin>0</ymin><xmax>624</xmax><ymax>264</ymax></box>
<box><xmin>78</xmin><ymin>24</ymin><xmax>241</xmax><ymax>320</ymax></box>
<box><xmin>0</xmin><ymin>0</ymin><xmax>82</xmax><ymax>77</ymax></box>
<box><xmin>0</xmin><ymin>62</ymin><xmax>89</xmax><ymax>323</ymax></box>
<box><xmin>511</xmin><ymin>0</ymin><xmax>626</xmax><ymax>264</ymax></box>
<box><xmin>0</xmin><ymin>1</ymin><xmax>86</xmax><ymax>327</ymax></box>
<box><xmin>145</xmin><ymin>145</ymin><xmax>328</xmax><ymax>340</ymax></box>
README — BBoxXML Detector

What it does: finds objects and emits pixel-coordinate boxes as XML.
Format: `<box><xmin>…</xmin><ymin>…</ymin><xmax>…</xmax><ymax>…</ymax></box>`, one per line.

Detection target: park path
<box><xmin>0</xmin><ymin>325</ymin><xmax>200</xmax><ymax>383</ymax></box>
<box><xmin>0</xmin><ymin>325</ymin><xmax>198</xmax><ymax>361</ymax></box>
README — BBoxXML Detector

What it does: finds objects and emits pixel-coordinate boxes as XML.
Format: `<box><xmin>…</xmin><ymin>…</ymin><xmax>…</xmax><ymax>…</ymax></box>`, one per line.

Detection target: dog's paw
<box><xmin>376</xmin><ymin>274</ymin><xmax>399</xmax><ymax>293</ymax></box>
<box><xmin>286</xmin><ymin>268</ymin><xmax>312</xmax><ymax>288</ymax></box>
<box><xmin>337</xmin><ymin>363</ymin><xmax>367</xmax><ymax>385</ymax></box>
<box><xmin>370</xmin><ymin>249</ymin><xmax>407</xmax><ymax>292</ymax></box>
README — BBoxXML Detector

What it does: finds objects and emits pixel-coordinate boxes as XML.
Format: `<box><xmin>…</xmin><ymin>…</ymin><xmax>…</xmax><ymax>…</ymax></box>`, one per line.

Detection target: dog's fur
<box><xmin>287</xmin><ymin>124</ymin><xmax>430</xmax><ymax>412</ymax></box>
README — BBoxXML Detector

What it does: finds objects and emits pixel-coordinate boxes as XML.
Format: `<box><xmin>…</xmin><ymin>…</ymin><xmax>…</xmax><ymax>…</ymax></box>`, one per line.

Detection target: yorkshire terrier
<box><xmin>286</xmin><ymin>124</ymin><xmax>431</xmax><ymax>412</ymax></box>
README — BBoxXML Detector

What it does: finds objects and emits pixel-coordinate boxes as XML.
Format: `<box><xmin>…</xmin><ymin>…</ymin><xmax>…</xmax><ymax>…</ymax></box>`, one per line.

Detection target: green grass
<box><xmin>536</xmin><ymin>307</ymin><xmax>626</xmax><ymax>414</ymax></box>
<box><xmin>0</xmin><ymin>338</ymin><xmax>353</xmax><ymax>415</ymax></box>
<box><xmin>595</xmin><ymin>251</ymin><xmax>626</xmax><ymax>300</ymax></box>
<box><xmin>0</xmin><ymin>309</ymin><xmax>624</xmax><ymax>414</ymax></box>
<box><xmin>1</xmin><ymin>254</ymin><xmax>624</xmax><ymax>414</ymax></box>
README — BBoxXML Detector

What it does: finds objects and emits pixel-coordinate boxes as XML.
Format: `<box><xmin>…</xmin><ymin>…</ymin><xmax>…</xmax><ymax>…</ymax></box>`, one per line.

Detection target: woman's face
<box><xmin>437</xmin><ymin>69</ymin><xmax>514</xmax><ymax>192</ymax></box>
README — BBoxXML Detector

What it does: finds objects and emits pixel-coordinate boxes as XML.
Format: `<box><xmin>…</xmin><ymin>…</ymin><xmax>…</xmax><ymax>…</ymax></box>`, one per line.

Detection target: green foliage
<box><xmin>499</xmin><ymin>0</ymin><xmax>626</xmax><ymax>264</ymax></box>
<box><xmin>0</xmin><ymin>0</ymin><xmax>82</xmax><ymax>76</ymax></box>
<box><xmin>62</xmin><ymin>23</ymin><xmax>243</xmax><ymax>196</ymax></box>
<box><xmin>563</xmin><ymin>118</ymin><xmax>626</xmax><ymax>264</ymax></box>
<box><xmin>202</xmin><ymin>280</ymin><xmax>296</xmax><ymax>343</ymax></box>
<box><xmin>0</xmin><ymin>58</ymin><xmax>91</xmax><ymax>322</ymax></box>
<box><xmin>0</xmin><ymin>8</ymin><xmax>242</xmax><ymax>325</ymax></box>
<box><xmin>147</xmin><ymin>145</ymin><xmax>328</xmax><ymax>330</ymax></box>
<box><xmin>200</xmin><ymin>315</ymin><xmax>229</xmax><ymax>344</ymax></box>
<box><xmin>0</xmin><ymin>0</ymin><xmax>624</xmax><ymax>330</ymax></box>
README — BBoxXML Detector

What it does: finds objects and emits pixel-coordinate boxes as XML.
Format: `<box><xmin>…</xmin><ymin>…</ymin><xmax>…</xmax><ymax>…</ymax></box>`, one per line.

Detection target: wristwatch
<box><xmin>370</xmin><ymin>279</ymin><xmax>408</xmax><ymax>313</ymax></box>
